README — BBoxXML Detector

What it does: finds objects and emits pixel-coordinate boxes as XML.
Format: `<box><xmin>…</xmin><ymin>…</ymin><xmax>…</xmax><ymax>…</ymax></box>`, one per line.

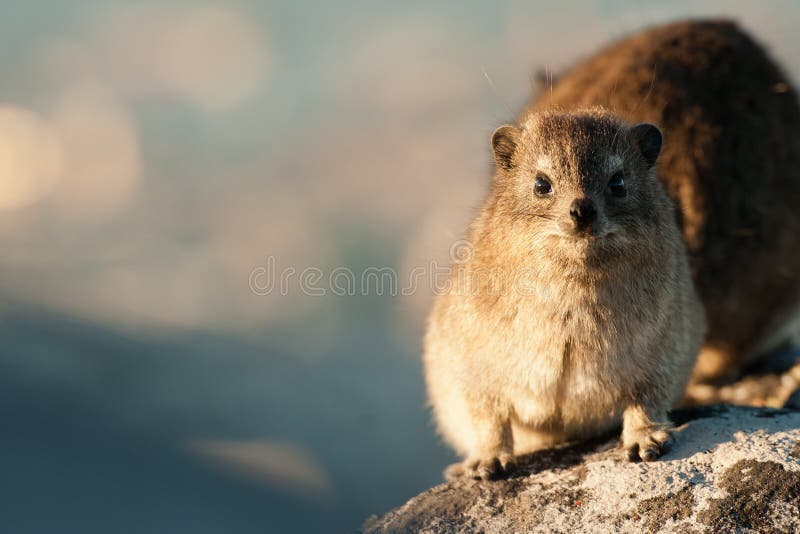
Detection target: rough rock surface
<box><xmin>364</xmin><ymin>406</ymin><xmax>800</xmax><ymax>533</ymax></box>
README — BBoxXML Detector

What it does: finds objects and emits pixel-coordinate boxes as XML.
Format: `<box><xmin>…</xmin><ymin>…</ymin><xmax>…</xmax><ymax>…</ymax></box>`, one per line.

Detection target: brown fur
<box><xmin>529</xmin><ymin>19</ymin><xmax>800</xmax><ymax>381</ymax></box>
<box><xmin>424</xmin><ymin>108</ymin><xmax>705</xmax><ymax>478</ymax></box>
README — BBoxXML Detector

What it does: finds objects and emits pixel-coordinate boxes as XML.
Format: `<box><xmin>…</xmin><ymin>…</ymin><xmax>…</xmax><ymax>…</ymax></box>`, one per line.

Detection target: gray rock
<box><xmin>364</xmin><ymin>405</ymin><xmax>800</xmax><ymax>533</ymax></box>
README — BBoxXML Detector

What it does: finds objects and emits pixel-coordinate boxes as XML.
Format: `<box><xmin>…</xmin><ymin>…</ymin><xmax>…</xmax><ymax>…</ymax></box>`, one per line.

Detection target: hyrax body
<box><xmin>425</xmin><ymin>19</ymin><xmax>800</xmax><ymax>478</ymax></box>
<box><xmin>424</xmin><ymin>109</ymin><xmax>705</xmax><ymax>477</ymax></box>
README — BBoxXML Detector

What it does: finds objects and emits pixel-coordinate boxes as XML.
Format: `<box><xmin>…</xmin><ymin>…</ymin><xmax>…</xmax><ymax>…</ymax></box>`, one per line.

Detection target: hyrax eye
<box><xmin>608</xmin><ymin>172</ymin><xmax>626</xmax><ymax>197</ymax></box>
<box><xmin>534</xmin><ymin>174</ymin><xmax>553</xmax><ymax>196</ymax></box>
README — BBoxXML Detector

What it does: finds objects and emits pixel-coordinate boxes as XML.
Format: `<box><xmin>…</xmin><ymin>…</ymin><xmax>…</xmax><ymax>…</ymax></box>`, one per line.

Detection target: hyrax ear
<box><xmin>630</xmin><ymin>123</ymin><xmax>662</xmax><ymax>168</ymax></box>
<box><xmin>491</xmin><ymin>124</ymin><xmax>521</xmax><ymax>171</ymax></box>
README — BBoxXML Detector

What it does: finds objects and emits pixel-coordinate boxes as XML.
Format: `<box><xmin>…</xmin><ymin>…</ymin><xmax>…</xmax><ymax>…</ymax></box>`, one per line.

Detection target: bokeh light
<box><xmin>0</xmin><ymin>106</ymin><xmax>62</xmax><ymax>210</ymax></box>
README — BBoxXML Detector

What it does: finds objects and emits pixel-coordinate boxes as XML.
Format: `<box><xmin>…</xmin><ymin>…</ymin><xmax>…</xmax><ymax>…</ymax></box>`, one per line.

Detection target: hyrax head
<box><xmin>490</xmin><ymin>109</ymin><xmax>664</xmax><ymax>255</ymax></box>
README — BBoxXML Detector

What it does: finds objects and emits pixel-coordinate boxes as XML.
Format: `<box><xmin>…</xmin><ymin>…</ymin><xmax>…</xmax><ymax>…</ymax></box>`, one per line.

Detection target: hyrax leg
<box><xmin>445</xmin><ymin>408</ymin><xmax>515</xmax><ymax>481</ymax></box>
<box><xmin>621</xmin><ymin>404</ymin><xmax>673</xmax><ymax>462</ymax></box>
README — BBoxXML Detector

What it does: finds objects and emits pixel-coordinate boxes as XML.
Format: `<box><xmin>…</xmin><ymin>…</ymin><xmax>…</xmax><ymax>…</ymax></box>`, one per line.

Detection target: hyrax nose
<box><xmin>569</xmin><ymin>197</ymin><xmax>597</xmax><ymax>229</ymax></box>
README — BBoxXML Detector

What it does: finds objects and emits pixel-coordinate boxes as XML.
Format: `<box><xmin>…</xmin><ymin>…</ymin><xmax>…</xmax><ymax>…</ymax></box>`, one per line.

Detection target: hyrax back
<box><xmin>530</xmin><ymin>20</ymin><xmax>800</xmax><ymax>381</ymax></box>
<box><xmin>424</xmin><ymin>109</ymin><xmax>705</xmax><ymax>478</ymax></box>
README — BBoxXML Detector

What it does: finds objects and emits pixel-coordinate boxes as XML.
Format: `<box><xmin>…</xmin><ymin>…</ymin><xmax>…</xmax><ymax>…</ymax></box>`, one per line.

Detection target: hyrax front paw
<box><xmin>622</xmin><ymin>425</ymin><xmax>673</xmax><ymax>462</ymax></box>
<box><xmin>444</xmin><ymin>452</ymin><xmax>516</xmax><ymax>481</ymax></box>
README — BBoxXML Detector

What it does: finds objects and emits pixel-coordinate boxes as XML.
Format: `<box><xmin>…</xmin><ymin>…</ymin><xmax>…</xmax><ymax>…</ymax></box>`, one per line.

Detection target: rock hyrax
<box><xmin>425</xmin><ymin>107</ymin><xmax>706</xmax><ymax>478</ymax></box>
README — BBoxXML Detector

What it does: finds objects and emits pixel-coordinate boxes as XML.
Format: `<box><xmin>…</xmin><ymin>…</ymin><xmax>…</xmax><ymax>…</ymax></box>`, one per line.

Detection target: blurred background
<box><xmin>1</xmin><ymin>1</ymin><xmax>799</xmax><ymax>532</ymax></box>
